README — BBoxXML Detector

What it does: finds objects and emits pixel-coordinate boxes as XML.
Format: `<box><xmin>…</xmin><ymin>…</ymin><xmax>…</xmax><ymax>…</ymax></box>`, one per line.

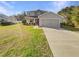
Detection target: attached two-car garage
<box><xmin>38</xmin><ymin>12</ymin><xmax>63</xmax><ymax>29</ymax></box>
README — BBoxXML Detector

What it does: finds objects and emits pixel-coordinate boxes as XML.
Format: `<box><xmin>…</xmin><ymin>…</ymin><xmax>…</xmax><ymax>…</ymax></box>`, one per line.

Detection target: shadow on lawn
<box><xmin>61</xmin><ymin>25</ymin><xmax>79</xmax><ymax>32</ymax></box>
<box><xmin>0</xmin><ymin>22</ymin><xmax>16</xmax><ymax>26</ymax></box>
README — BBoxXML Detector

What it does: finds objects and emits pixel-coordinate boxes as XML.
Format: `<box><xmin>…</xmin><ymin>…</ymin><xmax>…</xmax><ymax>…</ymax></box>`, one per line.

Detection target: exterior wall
<box><xmin>8</xmin><ymin>16</ymin><xmax>17</xmax><ymax>23</ymax></box>
<box><xmin>39</xmin><ymin>18</ymin><xmax>60</xmax><ymax>28</ymax></box>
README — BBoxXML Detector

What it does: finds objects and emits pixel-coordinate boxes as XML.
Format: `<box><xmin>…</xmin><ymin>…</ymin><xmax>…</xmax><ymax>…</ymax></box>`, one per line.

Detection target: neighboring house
<box><xmin>0</xmin><ymin>18</ymin><xmax>6</xmax><ymax>24</ymax></box>
<box><xmin>0</xmin><ymin>15</ymin><xmax>17</xmax><ymax>25</ymax></box>
<box><xmin>38</xmin><ymin>12</ymin><xmax>64</xmax><ymax>29</ymax></box>
<box><xmin>8</xmin><ymin>16</ymin><xmax>17</xmax><ymax>23</ymax></box>
<box><xmin>0</xmin><ymin>14</ymin><xmax>7</xmax><ymax>22</ymax></box>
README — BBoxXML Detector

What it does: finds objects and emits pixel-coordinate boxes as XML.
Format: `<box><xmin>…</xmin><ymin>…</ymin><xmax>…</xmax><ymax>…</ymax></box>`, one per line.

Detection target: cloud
<box><xmin>0</xmin><ymin>6</ymin><xmax>8</xmax><ymax>14</ymax></box>
<box><xmin>0</xmin><ymin>1</ymin><xmax>14</xmax><ymax>9</ymax></box>
<box><xmin>53</xmin><ymin>1</ymin><xmax>68</xmax><ymax>9</ymax></box>
<box><xmin>0</xmin><ymin>5</ymin><xmax>14</xmax><ymax>16</ymax></box>
<box><xmin>0</xmin><ymin>1</ymin><xmax>17</xmax><ymax>16</ymax></box>
<box><xmin>0</xmin><ymin>5</ymin><xmax>21</xmax><ymax>16</ymax></box>
<box><xmin>48</xmin><ymin>1</ymin><xmax>69</xmax><ymax>13</ymax></box>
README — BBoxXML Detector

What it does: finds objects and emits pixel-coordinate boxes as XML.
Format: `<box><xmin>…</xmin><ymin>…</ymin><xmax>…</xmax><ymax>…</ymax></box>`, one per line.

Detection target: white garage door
<box><xmin>39</xmin><ymin>19</ymin><xmax>60</xmax><ymax>28</ymax></box>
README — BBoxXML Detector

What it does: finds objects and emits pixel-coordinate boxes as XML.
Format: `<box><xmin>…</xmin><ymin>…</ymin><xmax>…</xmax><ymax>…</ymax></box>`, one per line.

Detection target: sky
<box><xmin>0</xmin><ymin>1</ymin><xmax>79</xmax><ymax>16</ymax></box>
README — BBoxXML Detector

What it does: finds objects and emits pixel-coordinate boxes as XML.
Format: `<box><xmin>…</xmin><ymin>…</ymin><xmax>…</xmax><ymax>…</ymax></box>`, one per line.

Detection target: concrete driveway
<box><xmin>43</xmin><ymin>28</ymin><xmax>79</xmax><ymax>57</ymax></box>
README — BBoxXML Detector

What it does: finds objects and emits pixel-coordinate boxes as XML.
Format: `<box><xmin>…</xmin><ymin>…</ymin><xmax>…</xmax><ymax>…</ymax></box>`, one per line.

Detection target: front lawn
<box><xmin>0</xmin><ymin>23</ymin><xmax>53</xmax><ymax>57</ymax></box>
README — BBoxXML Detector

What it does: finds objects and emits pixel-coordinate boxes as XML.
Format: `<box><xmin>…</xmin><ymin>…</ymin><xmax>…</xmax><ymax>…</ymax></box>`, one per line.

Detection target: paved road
<box><xmin>43</xmin><ymin>28</ymin><xmax>79</xmax><ymax>57</ymax></box>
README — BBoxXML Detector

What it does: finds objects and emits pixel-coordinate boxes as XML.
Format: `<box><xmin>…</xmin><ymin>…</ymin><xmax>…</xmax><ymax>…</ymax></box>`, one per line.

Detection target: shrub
<box><xmin>60</xmin><ymin>22</ymin><xmax>75</xmax><ymax>28</ymax></box>
<box><xmin>1</xmin><ymin>22</ymin><xmax>14</xmax><ymax>26</ymax></box>
<box><xmin>22</xmin><ymin>20</ymin><xmax>26</xmax><ymax>25</ymax></box>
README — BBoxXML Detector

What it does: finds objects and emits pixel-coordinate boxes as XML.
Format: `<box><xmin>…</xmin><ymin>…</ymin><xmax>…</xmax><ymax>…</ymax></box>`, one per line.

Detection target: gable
<box><xmin>38</xmin><ymin>12</ymin><xmax>63</xmax><ymax>20</ymax></box>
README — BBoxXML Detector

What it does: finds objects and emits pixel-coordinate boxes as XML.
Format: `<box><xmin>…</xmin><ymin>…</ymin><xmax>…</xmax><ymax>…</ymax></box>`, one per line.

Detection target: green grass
<box><xmin>0</xmin><ymin>23</ymin><xmax>53</xmax><ymax>57</ymax></box>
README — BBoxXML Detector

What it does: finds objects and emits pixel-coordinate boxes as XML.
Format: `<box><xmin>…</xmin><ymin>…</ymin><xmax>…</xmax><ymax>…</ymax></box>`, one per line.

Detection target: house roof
<box><xmin>38</xmin><ymin>12</ymin><xmax>64</xmax><ymax>19</ymax></box>
<box><xmin>25</xmin><ymin>16</ymin><xmax>38</xmax><ymax>19</ymax></box>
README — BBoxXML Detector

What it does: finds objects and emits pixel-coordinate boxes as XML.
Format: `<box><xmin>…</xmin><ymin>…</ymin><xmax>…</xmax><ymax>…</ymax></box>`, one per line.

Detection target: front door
<box><xmin>36</xmin><ymin>19</ymin><xmax>39</xmax><ymax>25</ymax></box>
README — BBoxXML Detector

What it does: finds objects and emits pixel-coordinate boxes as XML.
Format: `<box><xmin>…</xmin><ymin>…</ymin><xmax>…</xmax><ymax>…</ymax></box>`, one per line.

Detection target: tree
<box><xmin>58</xmin><ymin>6</ymin><xmax>79</xmax><ymax>28</ymax></box>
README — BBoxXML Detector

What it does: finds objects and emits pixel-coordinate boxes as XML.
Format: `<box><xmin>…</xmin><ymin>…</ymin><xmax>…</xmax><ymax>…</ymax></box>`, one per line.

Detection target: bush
<box><xmin>22</xmin><ymin>20</ymin><xmax>26</xmax><ymax>25</ymax></box>
<box><xmin>60</xmin><ymin>22</ymin><xmax>75</xmax><ymax>28</ymax></box>
<box><xmin>60</xmin><ymin>22</ymin><xmax>66</xmax><ymax>28</ymax></box>
<box><xmin>1</xmin><ymin>21</ymin><xmax>14</xmax><ymax>26</ymax></box>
